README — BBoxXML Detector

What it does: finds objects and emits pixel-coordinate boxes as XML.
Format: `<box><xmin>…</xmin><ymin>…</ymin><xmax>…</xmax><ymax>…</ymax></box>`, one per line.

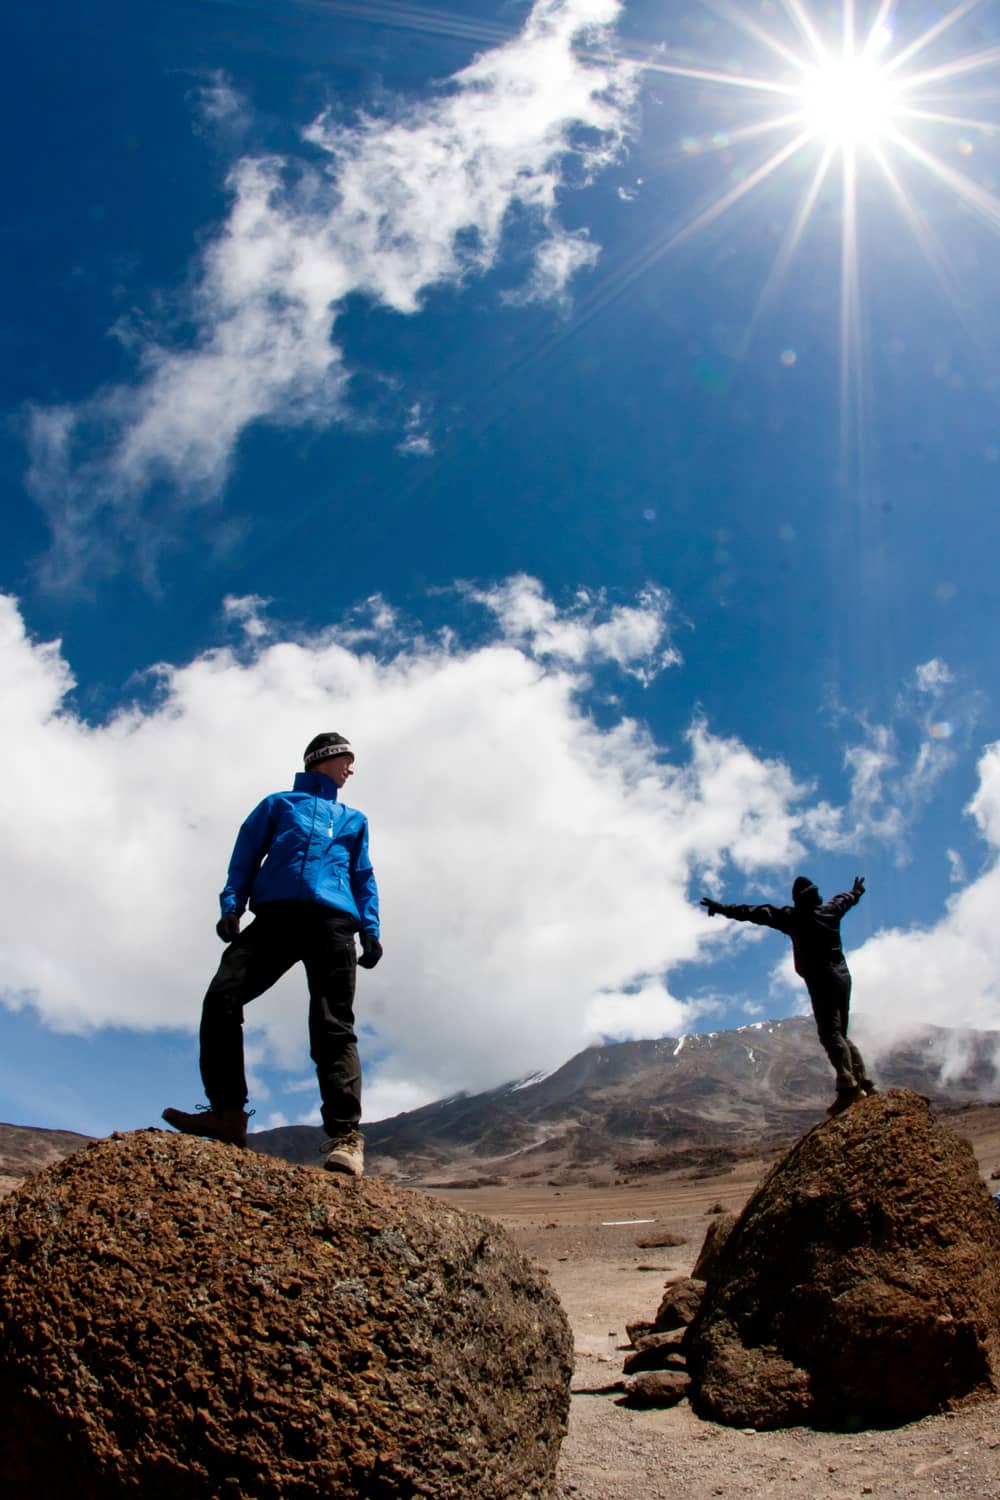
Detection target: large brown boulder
<box><xmin>0</xmin><ymin>1131</ymin><xmax>572</xmax><ymax>1498</ymax></box>
<box><xmin>685</xmin><ymin>1089</ymin><xmax>1000</xmax><ymax>1430</ymax></box>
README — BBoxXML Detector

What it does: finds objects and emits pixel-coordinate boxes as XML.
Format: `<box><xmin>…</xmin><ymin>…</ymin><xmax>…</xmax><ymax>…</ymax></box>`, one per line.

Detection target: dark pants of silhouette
<box><xmin>804</xmin><ymin>964</ymin><xmax>869</xmax><ymax>1091</ymax></box>
<box><xmin>199</xmin><ymin>901</ymin><xmax>361</xmax><ymax>1135</ymax></box>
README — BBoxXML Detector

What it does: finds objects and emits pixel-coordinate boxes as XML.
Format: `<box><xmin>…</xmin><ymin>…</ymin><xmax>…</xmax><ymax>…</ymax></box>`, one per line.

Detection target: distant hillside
<box><xmin>249</xmin><ymin>1015</ymin><xmax>1000</xmax><ymax>1184</ymax></box>
<box><xmin>0</xmin><ymin>1018</ymin><xmax>996</xmax><ymax>1193</ymax></box>
<box><xmin>0</xmin><ymin>1122</ymin><xmax>95</xmax><ymax>1180</ymax></box>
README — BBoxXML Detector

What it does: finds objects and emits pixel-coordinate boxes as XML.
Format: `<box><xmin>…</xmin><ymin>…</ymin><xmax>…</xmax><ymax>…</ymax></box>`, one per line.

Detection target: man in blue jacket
<box><xmin>163</xmin><ymin>732</ymin><xmax>382</xmax><ymax>1175</ymax></box>
<box><xmin>701</xmin><ymin>875</ymin><xmax>873</xmax><ymax>1116</ymax></box>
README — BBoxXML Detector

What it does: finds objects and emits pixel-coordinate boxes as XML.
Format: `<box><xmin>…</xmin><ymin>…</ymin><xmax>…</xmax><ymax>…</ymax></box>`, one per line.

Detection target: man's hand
<box><xmin>216</xmin><ymin>913</ymin><xmax>241</xmax><ymax>943</ymax></box>
<box><xmin>852</xmin><ymin>875</ymin><xmax>866</xmax><ymax>898</ymax></box>
<box><xmin>358</xmin><ymin>933</ymin><xmax>383</xmax><ymax>969</ymax></box>
<box><xmin>700</xmin><ymin>897</ymin><xmax>723</xmax><ymax>917</ymax></box>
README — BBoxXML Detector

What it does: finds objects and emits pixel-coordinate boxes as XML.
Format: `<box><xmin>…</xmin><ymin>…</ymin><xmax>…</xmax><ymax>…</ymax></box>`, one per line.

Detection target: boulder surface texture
<box><xmin>0</xmin><ymin>1130</ymin><xmax>572</xmax><ymax>1498</ymax></box>
<box><xmin>685</xmin><ymin>1089</ymin><xmax>1000</xmax><ymax>1430</ymax></box>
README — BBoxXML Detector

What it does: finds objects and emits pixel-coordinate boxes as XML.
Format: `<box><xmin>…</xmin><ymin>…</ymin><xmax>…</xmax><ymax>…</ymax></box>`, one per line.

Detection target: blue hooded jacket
<box><xmin>219</xmin><ymin>771</ymin><xmax>380</xmax><ymax>935</ymax></box>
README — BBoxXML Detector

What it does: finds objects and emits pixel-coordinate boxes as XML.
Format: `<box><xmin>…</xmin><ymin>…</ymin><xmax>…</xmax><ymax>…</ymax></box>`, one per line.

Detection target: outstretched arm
<box><xmin>700</xmin><ymin>898</ymin><xmax>790</xmax><ymax>931</ymax></box>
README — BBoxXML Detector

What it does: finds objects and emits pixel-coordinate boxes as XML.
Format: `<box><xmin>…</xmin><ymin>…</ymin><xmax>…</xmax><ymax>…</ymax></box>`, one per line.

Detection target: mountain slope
<box><xmin>250</xmin><ymin>1016</ymin><xmax>1000</xmax><ymax>1183</ymax></box>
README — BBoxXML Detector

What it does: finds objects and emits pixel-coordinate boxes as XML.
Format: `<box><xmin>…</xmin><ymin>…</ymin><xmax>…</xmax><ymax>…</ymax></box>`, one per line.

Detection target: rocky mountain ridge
<box><xmin>254</xmin><ymin>1014</ymin><xmax>1000</xmax><ymax>1184</ymax></box>
<box><xmin>3</xmin><ymin>1016</ymin><xmax>998</xmax><ymax>1188</ymax></box>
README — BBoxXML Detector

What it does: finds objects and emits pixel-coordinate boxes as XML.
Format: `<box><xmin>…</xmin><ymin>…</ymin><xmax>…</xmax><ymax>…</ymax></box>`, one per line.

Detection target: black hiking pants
<box><xmin>199</xmin><ymin>901</ymin><xmax>361</xmax><ymax>1136</ymax></box>
<box><xmin>805</xmin><ymin>963</ymin><xmax>869</xmax><ymax>1092</ymax></box>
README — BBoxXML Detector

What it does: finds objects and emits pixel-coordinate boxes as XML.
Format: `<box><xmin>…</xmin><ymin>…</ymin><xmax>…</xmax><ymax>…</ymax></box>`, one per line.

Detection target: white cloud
<box><xmin>810</xmin><ymin>658</ymin><xmax>980</xmax><ymax>861</ymax></box>
<box><xmin>502</xmin><ymin>227</ymin><xmax>601</xmax><ymax>309</ymax></box>
<box><xmin>915</xmin><ymin>657</ymin><xmax>954</xmax><ymax>693</ymax></box>
<box><xmin>26</xmin><ymin>0</ymin><xmax>634</xmax><ymax>584</ymax></box>
<box><xmin>189</xmin><ymin>71</ymin><xmax>252</xmax><ymax>139</ymax></box>
<box><xmin>397</xmin><ymin>402</ymin><xmax>434</xmax><ymax>457</ymax></box>
<box><xmin>0</xmin><ymin>579</ymin><xmax>816</xmax><ymax>1123</ymax></box>
<box><xmin>846</xmin><ymin>740</ymin><xmax>1000</xmax><ymax>1049</ymax></box>
<box><xmin>469</xmin><ymin>575</ymin><xmax>680</xmax><ymax>682</ymax></box>
<box><xmin>222</xmin><ymin>593</ymin><xmax>273</xmax><ymax>640</ymax></box>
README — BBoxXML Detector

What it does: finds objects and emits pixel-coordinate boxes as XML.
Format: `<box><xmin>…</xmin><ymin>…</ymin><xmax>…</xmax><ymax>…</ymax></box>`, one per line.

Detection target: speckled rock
<box><xmin>685</xmin><ymin>1090</ymin><xmax>1000</xmax><ymax>1430</ymax></box>
<box><xmin>621</xmin><ymin>1369</ymin><xmax>690</xmax><ymax>1407</ymax></box>
<box><xmin>652</xmin><ymin>1276</ymin><xmax>704</xmax><ymax>1332</ymax></box>
<box><xmin>0</xmin><ymin>1130</ymin><xmax>572</xmax><ymax>1498</ymax></box>
<box><xmin>621</xmin><ymin>1342</ymin><xmax>687</xmax><ymax>1375</ymax></box>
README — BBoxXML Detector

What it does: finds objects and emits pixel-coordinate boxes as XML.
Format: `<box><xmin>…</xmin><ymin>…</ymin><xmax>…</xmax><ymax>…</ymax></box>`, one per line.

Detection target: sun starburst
<box><xmin>607</xmin><ymin>0</ymin><xmax>1000</xmax><ymax>443</ymax></box>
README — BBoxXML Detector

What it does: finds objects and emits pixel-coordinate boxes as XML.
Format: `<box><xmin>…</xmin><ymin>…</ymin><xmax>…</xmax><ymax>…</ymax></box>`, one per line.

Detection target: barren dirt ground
<box><xmin>438</xmin><ymin>1108</ymin><xmax>1000</xmax><ymax>1500</ymax></box>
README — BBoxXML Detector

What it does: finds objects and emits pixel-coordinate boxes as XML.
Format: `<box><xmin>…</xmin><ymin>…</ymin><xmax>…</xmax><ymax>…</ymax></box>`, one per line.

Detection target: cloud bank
<box><xmin>3</xmin><ymin>580</ymin><xmax>997</xmax><ymax>1124</ymax></box>
<box><xmin>0</xmin><ymin>578</ymin><xmax>799</xmax><ymax>1123</ymax></box>
<box><xmin>26</xmin><ymin>0</ymin><xmax>634</xmax><ymax>584</ymax></box>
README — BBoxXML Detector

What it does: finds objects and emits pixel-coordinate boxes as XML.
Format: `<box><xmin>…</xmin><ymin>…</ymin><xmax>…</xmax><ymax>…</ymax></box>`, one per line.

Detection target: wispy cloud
<box><xmin>397</xmin><ymin>402</ymin><xmax>434</xmax><ymax>457</ymax></box>
<box><xmin>26</xmin><ymin>0</ymin><xmax>634</xmax><ymax>586</ymax></box>
<box><xmin>805</xmin><ymin>658</ymin><xmax>983</xmax><ymax>860</ymax></box>
<box><xmin>469</xmin><ymin>574</ymin><xmax>680</xmax><ymax>683</ymax></box>
<box><xmin>188</xmin><ymin>70</ymin><xmax>253</xmax><ymax>142</ymax></box>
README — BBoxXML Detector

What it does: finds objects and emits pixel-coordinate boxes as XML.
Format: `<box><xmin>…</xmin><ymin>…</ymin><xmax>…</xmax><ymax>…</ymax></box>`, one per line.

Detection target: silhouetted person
<box><xmin>701</xmin><ymin>875</ymin><xmax>873</xmax><ymax>1115</ymax></box>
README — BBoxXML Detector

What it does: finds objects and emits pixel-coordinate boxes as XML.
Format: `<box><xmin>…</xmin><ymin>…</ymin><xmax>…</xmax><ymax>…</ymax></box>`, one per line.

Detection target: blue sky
<box><xmin>4</xmin><ymin>0</ymin><xmax>1000</xmax><ymax>1136</ymax></box>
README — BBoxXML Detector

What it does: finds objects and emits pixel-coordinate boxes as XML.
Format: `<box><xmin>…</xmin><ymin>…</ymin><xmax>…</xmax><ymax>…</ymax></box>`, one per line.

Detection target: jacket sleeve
<box><xmin>219</xmin><ymin>797</ymin><xmax>276</xmax><ymax>917</ymax></box>
<box><xmin>350</xmin><ymin>817</ymin><xmax>380</xmax><ymax>938</ymax></box>
<box><xmin>718</xmin><ymin>903</ymin><xmax>793</xmax><ymax>934</ymax></box>
<box><xmin>826</xmin><ymin>889</ymin><xmax>861</xmax><ymax>919</ymax></box>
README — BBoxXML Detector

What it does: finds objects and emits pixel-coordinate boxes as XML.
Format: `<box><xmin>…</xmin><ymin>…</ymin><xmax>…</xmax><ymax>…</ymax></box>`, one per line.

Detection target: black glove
<box><xmin>358</xmin><ymin>933</ymin><xmax>383</xmax><ymax>969</ymax></box>
<box><xmin>852</xmin><ymin>875</ymin><xmax>865</xmax><ymax>898</ymax></box>
<box><xmin>216</xmin><ymin>913</ymin><xmax>241</xmax><ymax>943</ymax></box>
<box><xmin>700</xmin><ymin>897</ymin><xmax>723</xmax><ymax>917</ymax></box>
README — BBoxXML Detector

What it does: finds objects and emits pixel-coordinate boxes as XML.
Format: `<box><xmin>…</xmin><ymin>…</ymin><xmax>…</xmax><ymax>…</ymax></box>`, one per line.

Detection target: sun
<box><xmin>597</xmin><ymin>0</ymin><xmax>1000</xmax><ymax>443</ymax></box>
<box><xmin>799</xmin><ymin>52</ymin><xmax>900</xmax><ymax>146</ymax></box>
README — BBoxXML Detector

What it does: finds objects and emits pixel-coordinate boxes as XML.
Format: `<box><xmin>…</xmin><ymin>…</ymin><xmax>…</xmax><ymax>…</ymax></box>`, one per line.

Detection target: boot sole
<box><xmin>161</xmin><ymin>1110</ymin><xmax>247</xmax><ymax>1148</ymax></box>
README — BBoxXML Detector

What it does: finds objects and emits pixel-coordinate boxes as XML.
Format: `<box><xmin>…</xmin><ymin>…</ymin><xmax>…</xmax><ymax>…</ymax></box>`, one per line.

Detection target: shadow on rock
<box><xmin>684</xmin><ymin>1088</ymin><xmax>1000</xmax><ymax>1430</ymax></box>
<box><xmin>0</xmin><ymin>1130</ymin><xmax>572</xmax><ymax>1498</ymax></box>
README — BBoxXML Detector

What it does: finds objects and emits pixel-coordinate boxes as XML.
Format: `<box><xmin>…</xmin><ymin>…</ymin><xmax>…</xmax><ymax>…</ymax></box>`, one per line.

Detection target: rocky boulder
<box><xmin>652</xmin><ymin>1276</ymin><xmax>704</xmax><ymax>1332</ymax></box>
<box><xmin>685</xmin><ymin>1089</ymin><xmax>1000</xmax><ymax>1429</ymax></box>
<box><xmin>691</xmin><ymin>1211</ymin><xmax>737</xmax><ymax>1283</ymax></box>
<box><xmin>0</xmin><ymin>1130</ymin><xmax>572</xmax><ymax>1498</ymax></box>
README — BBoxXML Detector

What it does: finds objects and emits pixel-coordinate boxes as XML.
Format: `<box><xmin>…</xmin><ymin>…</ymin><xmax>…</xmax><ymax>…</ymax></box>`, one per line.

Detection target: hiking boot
<box><xmin>322</xmin><ymin>1130</ymin><xmax>364</xmax><ymax>1177</ymax></box>
<box><xmin>826</xmin><ymin>1086</ymin><xmax>863</xmax><ymax>1117</ymax></box>
<box><xmin>162</xmin><ymin>1104</ymin><xmax>249</xmax><ymax>1147</ymax></box>
<box><xmin>859</xmin><ymin>1079</ymin><xmax>877</xmax><ymax>1095</ymax></box>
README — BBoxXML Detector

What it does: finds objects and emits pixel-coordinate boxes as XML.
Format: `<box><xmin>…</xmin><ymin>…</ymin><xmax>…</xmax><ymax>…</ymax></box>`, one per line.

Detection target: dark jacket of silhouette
<box><xmin>713</xmin><ymin>882</ymin><xmax>860</xmax><ymax>984</ymax></box>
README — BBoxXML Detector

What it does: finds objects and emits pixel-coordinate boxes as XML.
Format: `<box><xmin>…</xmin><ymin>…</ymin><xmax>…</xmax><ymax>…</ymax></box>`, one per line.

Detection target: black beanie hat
<box><xmin>792</xmin><ymin>876</ymin><xmax>818</xmax><ymax>902</ymax></box>
<box><xmin>303</xmin><ymin>732</ymin><xmax>354</xmax><ymax>769</ymax></box>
